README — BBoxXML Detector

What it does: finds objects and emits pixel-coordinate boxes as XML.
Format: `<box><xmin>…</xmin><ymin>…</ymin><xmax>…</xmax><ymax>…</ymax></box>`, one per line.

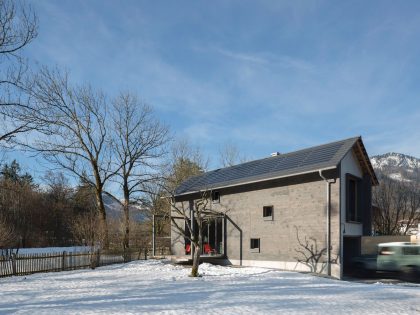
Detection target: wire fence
<box><xmin>0</xmin><ymin>247</ymin><xmax>171</xmax><ymax>278</ymax></box>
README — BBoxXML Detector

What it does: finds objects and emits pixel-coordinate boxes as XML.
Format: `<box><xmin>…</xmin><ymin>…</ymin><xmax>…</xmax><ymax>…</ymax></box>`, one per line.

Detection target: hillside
<box><xmin>102</xmin><ymin>194</ymin><xmax>147</xmax><ymax>222</ymax></box>
<box><xmin>370</xmin><ymin>152</ymin><xmax>420</xmax><ymax>182</ymax></box>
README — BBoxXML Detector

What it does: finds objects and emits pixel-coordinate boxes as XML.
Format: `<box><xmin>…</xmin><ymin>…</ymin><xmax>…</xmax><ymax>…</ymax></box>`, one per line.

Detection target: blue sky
<box><xmin>11</xmin><ymin>0</ymin><xmax>420</xmax><ymax>177</ymax></box>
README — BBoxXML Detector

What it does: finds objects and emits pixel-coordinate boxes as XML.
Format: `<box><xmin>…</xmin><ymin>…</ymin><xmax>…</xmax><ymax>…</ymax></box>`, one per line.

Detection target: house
<box><xmin>171</xmin><ymin>136</ymin><xmax>378</xmax><ymax>279</ymax></box>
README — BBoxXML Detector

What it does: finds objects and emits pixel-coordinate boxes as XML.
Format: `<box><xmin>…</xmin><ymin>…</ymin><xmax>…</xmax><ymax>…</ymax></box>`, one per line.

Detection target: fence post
<box><xmin>62</xmin><ymin>251</ymin><xmax>66</xmax><ymax>271</ymax></box>
<box><xmin>11</xmin><ymin>253</ymin><xmax>16</xmax><ymax>276</ymax></box>
<box><xmin>90</xmin><ymin>251</ymin><xmax>95</xmax><ymax>269</ymax></box>
<box><xmin>95</xmin><ymin>249</ymin><xmax>100</xmax><ymax>268</ymax></box>
<box><xmin>144</xmin><ymin>248</ymin><xmax>148</xmax><ymax>260</ymax></box>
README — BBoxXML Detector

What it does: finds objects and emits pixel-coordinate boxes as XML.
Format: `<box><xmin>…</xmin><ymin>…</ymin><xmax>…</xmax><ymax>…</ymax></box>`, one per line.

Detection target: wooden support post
<box><xmin>11</xmin><ymin>253</ymin><xmax>16</xmax><ymax>276</ymax></box>
<box><xmin>62</xmin><ymin>251</ymin><xmax>66</xmax><ymax>271</ymax></box>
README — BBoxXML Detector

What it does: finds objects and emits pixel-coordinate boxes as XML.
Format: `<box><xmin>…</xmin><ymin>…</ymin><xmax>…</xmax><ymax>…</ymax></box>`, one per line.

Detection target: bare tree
<box><xmin>72</xmin><ymin>212</ymin><xmax>99</xmax><ymax>248</ymax></box>
<box><xmin>162</xmin><ymin>139</ymin><xmax>208</xmax><ymax>232</ymax></box>
<box><xmin>71</xmin><ymin>210</ymin><xmax>103</xmax><ymax>268</ymax></box>
<box><xmin>0</xmin><ymin>0</ymin><xmax>38</xmax><ymax>143</ymax></box>
<box><xmin>373</xmin><ymin>176</ymin><xmax>405</xmax><ymax>235</ymax></box>
<box><xmin>373</xmin><ymin>170</ymin><xmax>420</xmax><ymax>235</ymax></box>
<box><xmin>142</xmin><ymin>181</ymin><xmax>171</xmax><ymax>237</ymax></box>
<box><xmin>165</xmin><ymin>139</ymin><xmax>208</xmax><ymax>191</ymax></box>
<box><xmin>218</xmin><ymin>141</ymin><xmax>248</xmax><ymax>168</ymax></box>
<box><xmin>294</xmin><ymin>226</ymin><xmax>328</xmax><ymax>273</ymax></box>
<box><xmin>0</xmin><ymin>159</ymin><xmax>43</xmax><ymax>248</ymax></box>
<box><xmin>0</xmin><ymin>215</ymin><xmax>15</xmax><ymax>249</ymax></box>
<box><xmin>110</xmin><ymin>92</ymin><xmax>169</xmax><ymax>259</ymax></box>
<box><xmin>163</xmin><ymin>141</ymin><xmax>222</xmax><ymax>277</ymax></box>
<box><xmin>42</xmin><ymin>171</ymin><xmax>74</xmax><ymax>245</ymax></box>
<box><xmin>170</xmin><ymin>190</ymin><xmax>227</xmax><ymax>277</ymax></box>
<box><xmin>405</xmin><ymin>183</ymin><xmax>420</xmax><ymax>234</ymax></box>
<box><xmin>21</xmin><ymin>68</ymin><xmax>116</xmax><ymax>247</ymax></box>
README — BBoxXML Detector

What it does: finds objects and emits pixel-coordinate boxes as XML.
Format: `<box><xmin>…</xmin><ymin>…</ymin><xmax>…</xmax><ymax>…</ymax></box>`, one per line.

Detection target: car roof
<box><xmin>378</xmin><ymin>242</ymin><xmax>420</xmax><ymax>247</ymax></box>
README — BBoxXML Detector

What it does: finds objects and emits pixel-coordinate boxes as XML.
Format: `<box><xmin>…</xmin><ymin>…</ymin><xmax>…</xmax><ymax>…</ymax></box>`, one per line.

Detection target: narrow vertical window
<box><xmin>346</xmin><ymin>174</ymin><xmax>361</xmax><ymax>222</ymax></box>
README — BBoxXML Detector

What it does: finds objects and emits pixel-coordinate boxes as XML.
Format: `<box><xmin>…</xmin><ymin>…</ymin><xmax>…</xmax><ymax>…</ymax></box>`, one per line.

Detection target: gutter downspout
<box><xmin>319</xmin><ymin>169</ymin><xmax>336</xmax><ymax>277</ymax></box>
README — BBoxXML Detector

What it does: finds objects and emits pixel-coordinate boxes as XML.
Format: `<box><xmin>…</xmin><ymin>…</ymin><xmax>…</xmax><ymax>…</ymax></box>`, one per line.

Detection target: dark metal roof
<box><xmin>175</xmin><ymin>136</ymin><xmax>375</xmax><ymax>196</ymax></box>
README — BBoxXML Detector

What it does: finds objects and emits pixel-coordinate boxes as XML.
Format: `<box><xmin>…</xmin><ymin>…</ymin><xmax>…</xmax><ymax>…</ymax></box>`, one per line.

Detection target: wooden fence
<box><xmin>0</xmin><ymin>247</ymin><xmax>171</xmax><ymax>278</ymax></box>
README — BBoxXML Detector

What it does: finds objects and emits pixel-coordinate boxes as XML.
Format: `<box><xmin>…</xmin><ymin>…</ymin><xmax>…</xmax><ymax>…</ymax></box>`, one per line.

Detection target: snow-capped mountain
<box><xmin>370</xmin><ymin>153</ymin><xmax>420</xmax><ymax>182</ymax></box>
<box><xmin>102</xmin><ymin>194</ymin><xmax>147</xmax><ymax>222</ymax></box>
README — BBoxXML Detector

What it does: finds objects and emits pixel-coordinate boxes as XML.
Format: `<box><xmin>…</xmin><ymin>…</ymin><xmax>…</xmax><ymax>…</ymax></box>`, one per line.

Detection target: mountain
<box><xmin>370</xmin><ymin>152</ymin><xmax>420</xmax><ymax>182</ymax></box>
<box><xmin>102</xmin><ymin>194</ymin><xmax>147</xmax><ymax>222</ymax></box>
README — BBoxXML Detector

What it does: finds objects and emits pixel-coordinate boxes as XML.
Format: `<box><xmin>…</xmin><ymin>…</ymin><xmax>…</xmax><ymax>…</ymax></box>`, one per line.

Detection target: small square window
<box><xmin>212</xmin><ymin>191</ymin><xmax>220</xmax><ymax>203</ymax></box>
<box><xmin>250</xmin><ymin>238</ymin><xmax>260</xmax><ymax>253</ymax></box>
<box><xmin>263</xmin><ymin>206</ymin><xmax>273</xmax><ymax>220</ymax></box>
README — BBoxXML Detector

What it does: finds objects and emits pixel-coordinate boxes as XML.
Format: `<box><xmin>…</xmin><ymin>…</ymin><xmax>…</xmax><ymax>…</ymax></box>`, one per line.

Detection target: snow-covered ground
<box><xmin>15</xmin><ymin>246</ymin><xmax>90</xmax><ymax>254</ymax></box>
<box><xmin>1</xmin><ymin>260</ymin><xmax>419</xmax><ymax>314</ymax></box>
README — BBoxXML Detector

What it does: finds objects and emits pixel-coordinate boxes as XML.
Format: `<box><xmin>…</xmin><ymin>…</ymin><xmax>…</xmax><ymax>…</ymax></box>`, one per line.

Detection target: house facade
<box><xmin>171</xmin><ymin>137</ymin><xmax>378</xmax><ymax>279</ymax></box>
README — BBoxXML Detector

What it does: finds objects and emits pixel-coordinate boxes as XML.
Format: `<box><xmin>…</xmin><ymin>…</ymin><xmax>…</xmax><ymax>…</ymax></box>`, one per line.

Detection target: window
<box><xmin>346</xmin><ymin>174</ymin><xmax>361</xmax><ymax>222</ymax></box>
<box><xmin>212</xmin><ymin>191</ymin><xmax>220</xmax><ymax>203</ymax></box>
<box><xmin>263</xmin><ymin>206</ymin><xmax>273</xmax><ymax>220</ymax></box>
<box><xmin>250</xmin><ymin>238</ymin><xmax>260</xmax><ymax>253</ymax></box>
<box><xmin>403</xmin><ymin>246</ymin><xmax>420</xmax><ymax>256</ymax></box>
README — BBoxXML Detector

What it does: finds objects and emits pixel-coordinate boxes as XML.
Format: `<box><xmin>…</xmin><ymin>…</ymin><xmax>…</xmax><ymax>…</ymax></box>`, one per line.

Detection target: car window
<box><xmin>402</xmin><ymin>247</ymin><xmax>420</xmax><ymax>255</ymax></box>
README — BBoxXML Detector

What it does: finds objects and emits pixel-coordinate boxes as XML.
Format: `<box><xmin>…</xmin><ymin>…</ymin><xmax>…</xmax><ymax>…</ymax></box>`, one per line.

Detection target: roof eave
<box><xmin>354</xmin><ymin>137</ymin><xmax>379</xmax><ymax>186</ymax></box>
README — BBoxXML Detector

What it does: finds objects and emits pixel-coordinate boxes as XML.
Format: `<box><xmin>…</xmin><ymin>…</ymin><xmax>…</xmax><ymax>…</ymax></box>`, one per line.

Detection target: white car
<box><xmin>376</xmin><ymin>242</ymin><xmax>420</xmax><ymax>281</ymax></box>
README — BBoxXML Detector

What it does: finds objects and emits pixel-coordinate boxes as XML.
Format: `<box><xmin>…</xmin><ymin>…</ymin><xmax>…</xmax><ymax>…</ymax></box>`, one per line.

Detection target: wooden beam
<box><xmin>355</xmin><ymin>140</ymin><xmax>377</xmax><ymax>185</ymax></box>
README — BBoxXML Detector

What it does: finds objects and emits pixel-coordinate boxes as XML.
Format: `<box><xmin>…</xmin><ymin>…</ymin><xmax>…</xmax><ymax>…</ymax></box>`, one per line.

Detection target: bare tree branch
<box><xmin>0</xmin><ymin>0</ymin><xmax>38</xmax><ymax>144</ymax></box>
<box><xmin>218</xmin><ymin>141</ymin><xmax>249</xmax><ymax>168</ymax></box>
<box><xmin>19</xmin><ymin>67</ymin><xmax>117</xmax><ymax>248</ymax></box>
<box><xmin>110</xmin><ymin>92</ymin><xmax>169</xmax><ymax>258</ymax></box>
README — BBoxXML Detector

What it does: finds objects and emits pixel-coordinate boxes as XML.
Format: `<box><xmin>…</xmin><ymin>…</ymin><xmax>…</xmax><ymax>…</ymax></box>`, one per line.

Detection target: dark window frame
<box><xmin>346</xmin><ymin>173</ymin><xmax>362</xmax><ymax>223</ymax></box>
<box><xmin>250</xmin><ymin>238</ymin><xmax>260</xmax><ymax>253</ymax></box>
<box><xmin>263</xmin><ymin>205</ymin><xmax>274</xmax><ymax>221</ymax></box>
<box><xmin>212</xmin><ymin>191</ymin><xmax>220</xmax><ymax>203</ymax></box>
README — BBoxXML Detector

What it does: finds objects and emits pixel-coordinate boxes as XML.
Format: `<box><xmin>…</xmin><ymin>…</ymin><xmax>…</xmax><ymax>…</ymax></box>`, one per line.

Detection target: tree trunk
<box><xmin>95</xmin><ymin>190</ymin><xmax>109</xmax><ymax>249</ymax></box>
<box><xmin>123</xmin><ymin>186</ymin><xmax>130</xmax><ymax>262</ymax></box>
<box><xmin>191</xmin><ymin>243</ymin><xmax>201</xmax><ymax>277</ymax></box>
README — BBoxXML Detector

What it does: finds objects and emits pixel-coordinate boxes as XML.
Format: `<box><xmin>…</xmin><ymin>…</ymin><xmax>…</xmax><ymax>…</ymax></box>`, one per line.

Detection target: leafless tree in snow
<box><xmin>110</xmin><ymin>92</ymin><xmax>169</xmax><ymax>260</ymax></box>
<box><xmin>21</xmin><ymin>67</ymin><xmax>116</xmax><ymax>248</ymax></box>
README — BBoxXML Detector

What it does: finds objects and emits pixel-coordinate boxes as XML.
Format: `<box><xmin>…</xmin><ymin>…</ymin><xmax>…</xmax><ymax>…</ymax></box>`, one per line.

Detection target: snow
<box><xmin>1</xmin><ymin>260</ymin><xmax>419</xmax><ymax>314</ymax></box>
<box><xmin>16</xmin><ymin>246</ymin><xmax>90</xmax><ymax>254</ymax></box>
<box><xmin>371</xmin><ymin>153</ymin><xmax>420</xmax><ymax>171</ymax></box>
<box><xmin>388</xmin><ymin>173</ymin><xmax>412</xmax><ymax>182</ymax></box>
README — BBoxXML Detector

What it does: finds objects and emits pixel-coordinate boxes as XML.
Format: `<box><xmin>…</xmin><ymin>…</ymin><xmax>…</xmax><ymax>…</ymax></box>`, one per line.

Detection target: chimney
<box><xmin>271</xmin><ymin>152</ymin><xmax>280</xmax><ymax>157</ymax></box>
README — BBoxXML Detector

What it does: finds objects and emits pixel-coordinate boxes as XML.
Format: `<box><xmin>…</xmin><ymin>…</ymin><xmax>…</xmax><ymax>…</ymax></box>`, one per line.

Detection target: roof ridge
<box><xmin>209</xmin><ymin>136</ymin><xmax>361</xmax><ymax>173</ymax></box>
